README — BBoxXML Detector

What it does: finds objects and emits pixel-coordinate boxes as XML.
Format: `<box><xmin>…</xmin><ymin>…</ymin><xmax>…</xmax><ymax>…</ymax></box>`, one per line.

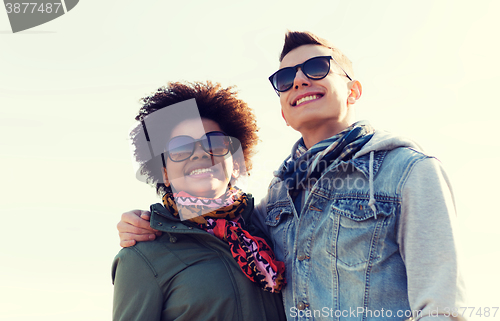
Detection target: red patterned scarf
<box><xmin>162</xmin><ymin>187</ymin><xmax>286</xmax><ymax>293</ymax></box>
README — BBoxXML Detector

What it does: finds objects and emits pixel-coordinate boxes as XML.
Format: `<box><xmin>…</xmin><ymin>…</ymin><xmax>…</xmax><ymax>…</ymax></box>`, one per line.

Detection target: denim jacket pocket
<box><xmin>264</xmin><ymin>204</ymin><xmax>294</xmax><ymax>261</ymax></box>
<box><xmin>328</xmin><ymin>198</ymin><xmax>396</xmax><ymax>267</ymax></box>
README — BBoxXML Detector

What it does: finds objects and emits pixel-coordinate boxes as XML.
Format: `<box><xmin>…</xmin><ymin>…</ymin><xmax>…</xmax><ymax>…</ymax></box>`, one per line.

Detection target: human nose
<box><xmin>190</xmin><ymin>141</ymin><xmax>209</xmax><ymax>160</ymax></box>
<box><xmin>292</xmin><ymin>68</ymin><xmax>311</xmax><ymax>90</ymax></box>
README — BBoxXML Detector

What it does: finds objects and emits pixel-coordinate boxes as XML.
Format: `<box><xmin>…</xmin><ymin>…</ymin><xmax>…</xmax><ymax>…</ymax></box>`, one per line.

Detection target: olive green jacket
<box><xmin>112</xmin><ymin>197</ymin><xmax>286</xmax><ymax>321</ymax></box>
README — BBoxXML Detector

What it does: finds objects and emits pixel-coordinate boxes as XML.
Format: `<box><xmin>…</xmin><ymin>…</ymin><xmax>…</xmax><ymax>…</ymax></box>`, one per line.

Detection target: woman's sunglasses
<box><xmin>166</xmin><ymin>131</ymin><xmax>232</xmax><ymax>162</ymax></box>
<box><xmin>268</xmin><ymin>55</ymin><xmax>352</xmax><ymax>93</ymax></box>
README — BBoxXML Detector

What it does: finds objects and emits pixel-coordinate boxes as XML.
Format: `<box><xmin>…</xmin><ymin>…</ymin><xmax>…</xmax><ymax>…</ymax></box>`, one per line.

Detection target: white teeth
<box><xmin>189</xmin><ymin>168</ymin><xmax>213</xmax><ymax>175</ymax></box>
<box><xmin>295</xmin><ymin>95</ymin><xmax>319</xmax><ymax>106</ymax></box>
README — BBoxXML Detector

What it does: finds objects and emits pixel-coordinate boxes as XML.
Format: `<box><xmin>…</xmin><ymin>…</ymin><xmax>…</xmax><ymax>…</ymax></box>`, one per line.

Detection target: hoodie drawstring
<box><xmin>367</xmin><ymin>151</ymin><xmax>377</xmax><ymax>219</ymax></box>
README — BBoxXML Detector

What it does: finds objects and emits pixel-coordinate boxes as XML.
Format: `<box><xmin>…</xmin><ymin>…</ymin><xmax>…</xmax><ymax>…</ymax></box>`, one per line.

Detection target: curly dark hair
<box><xmin>131</xmin><ymin>81</ymin><xmax>259</xmax><ymax>196</ymax></box>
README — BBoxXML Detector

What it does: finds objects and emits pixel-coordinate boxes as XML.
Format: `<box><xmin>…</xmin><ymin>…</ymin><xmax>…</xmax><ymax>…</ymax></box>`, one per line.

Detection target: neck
<box><xmin>300</xmin><ymin>119</ymin><xmax>353</xmax><ymax>149</ymax></box>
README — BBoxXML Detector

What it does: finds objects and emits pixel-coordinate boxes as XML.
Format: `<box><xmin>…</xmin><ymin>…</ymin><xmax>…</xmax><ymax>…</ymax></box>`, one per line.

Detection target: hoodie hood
<box><xmin>354</xmin><ymin>129</ymin><xmax>424</xmax><ymax>159</ymax></box>
<box><xmin>353</xmin><ymin>129</ymin><xmax>424</xmax><ymax>219</ymax></box>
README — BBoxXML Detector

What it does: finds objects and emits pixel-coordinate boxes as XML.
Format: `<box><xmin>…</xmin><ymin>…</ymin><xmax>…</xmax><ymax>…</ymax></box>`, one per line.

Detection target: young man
<box><xmin>118</xmin><ymin>32</ymin><xmax>466</xmax><ymax>320</ymax></box>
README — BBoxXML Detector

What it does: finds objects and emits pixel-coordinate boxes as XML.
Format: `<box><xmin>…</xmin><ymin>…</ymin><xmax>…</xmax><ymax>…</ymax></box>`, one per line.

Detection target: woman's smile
<box><xmin>164</xmin><ymin>118</ymin><xmax>236</xmax><ymax>198</ymax></box>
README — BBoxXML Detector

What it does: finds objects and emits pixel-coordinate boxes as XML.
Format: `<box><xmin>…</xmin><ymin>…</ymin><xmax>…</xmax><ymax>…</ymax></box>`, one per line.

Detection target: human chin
<box><xmin>186</xmin><ymin>180</ymin><xmax>228</xmax><ymax>198</ymax></box>
<box><xmin>171</xmin><ymin>162</ymin><xmax>231</xmax><ymax>198</ymax></box>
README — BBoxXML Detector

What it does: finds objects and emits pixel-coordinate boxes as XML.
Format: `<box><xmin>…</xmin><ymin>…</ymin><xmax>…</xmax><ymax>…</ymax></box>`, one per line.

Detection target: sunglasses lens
<box><xmin>271</xmin><ymin>57</ymin><xmax>330</xmax><ymax>92</ymax></box>
<box><xmin>304</xmin><ymin>57</ymin><xmax>330</xmax><ymax>79</ymax></box>
<box><xmin>167</xmin><ymin>132</ymin><xmax>231</xmax><ymax>162</ymax></box>
<box><xmin>168</xmin><ymin>136</ymin><xmax>194</xmax><ymax>162</ymax></box>
<box><xmin>274</xmin><ymin>68</ymin><xmax>296</xmax><ymax>92</ymax></box>
<box><xmin>203</xmin><ymin>132</ymin><xmax>231</xmax><ymax>156</ymax></box>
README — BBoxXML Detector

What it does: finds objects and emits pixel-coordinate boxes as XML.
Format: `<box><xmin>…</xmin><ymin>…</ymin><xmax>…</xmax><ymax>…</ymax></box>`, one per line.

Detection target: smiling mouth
<box><xmin>188</xmin><ymin>167</ymin><xmax>214</xmax><ymax>176</ymax></box>
<box><xmin>293</xmin><ymin>94</ymin><xmax>323</xmax><ymax>106</ymax></box>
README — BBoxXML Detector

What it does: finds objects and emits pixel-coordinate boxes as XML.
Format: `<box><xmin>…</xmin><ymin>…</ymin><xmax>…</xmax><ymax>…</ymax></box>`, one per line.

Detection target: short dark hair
<box><xmin>279</xmin><ymin>31</ymin><xmax>354</xmax><ymax>77</ymax></box>
<box><xmin>132</xmin><ymin>81</ymin><xmax>259</xmax><ymax>196</ymax></box>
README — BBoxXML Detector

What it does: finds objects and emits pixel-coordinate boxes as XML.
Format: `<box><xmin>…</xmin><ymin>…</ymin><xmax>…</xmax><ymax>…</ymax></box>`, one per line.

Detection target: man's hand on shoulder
<box><xmin>117</xmin><ymin>210</ymin><xmax>162</xmax><ymax>247</ymax></box>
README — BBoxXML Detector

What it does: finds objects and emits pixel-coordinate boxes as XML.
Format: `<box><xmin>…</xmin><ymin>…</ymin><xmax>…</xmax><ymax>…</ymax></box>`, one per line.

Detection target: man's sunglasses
<box><xmin>166</xmin><ymin>131</ymin><xmax>232</xmax><ymax>162</ymax></box>
<box><xmin>268</xmin><ymin>55</ymin><xmax>352</xmax><ymax>93</ymax></box>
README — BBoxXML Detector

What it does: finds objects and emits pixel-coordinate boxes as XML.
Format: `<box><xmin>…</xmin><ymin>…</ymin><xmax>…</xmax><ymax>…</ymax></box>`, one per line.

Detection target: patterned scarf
<box><xmin>162</xmin><ymin>187</ymin><xmax>286</xmax><ymax>293</ymax></box>
<box><xmin>282</xmin><ymin>121</ymin><xmax>374</xmax><ymax>191</ymax></box>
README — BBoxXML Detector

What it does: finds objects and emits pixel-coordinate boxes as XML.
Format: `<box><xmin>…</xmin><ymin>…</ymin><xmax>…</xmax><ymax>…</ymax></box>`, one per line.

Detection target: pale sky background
<box><xmin>1</xmin><ymin>1</ymin><xmax>499</xmax><ymax>320</ymax></box>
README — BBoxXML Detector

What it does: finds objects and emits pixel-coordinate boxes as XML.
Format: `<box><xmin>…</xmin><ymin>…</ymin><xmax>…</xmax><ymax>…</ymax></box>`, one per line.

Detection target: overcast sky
<box><xmin>1</xmin><ymin>1</ymin><xmax>499</xmax><ymax>320</ymax></box>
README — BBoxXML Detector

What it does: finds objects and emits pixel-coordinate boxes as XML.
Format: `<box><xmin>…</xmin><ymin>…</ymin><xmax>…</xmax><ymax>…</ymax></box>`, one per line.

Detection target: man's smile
<box><xmin>292</xmin><ymin>92</ymin><xmax>324</xmax><ymax>106</ymax></box>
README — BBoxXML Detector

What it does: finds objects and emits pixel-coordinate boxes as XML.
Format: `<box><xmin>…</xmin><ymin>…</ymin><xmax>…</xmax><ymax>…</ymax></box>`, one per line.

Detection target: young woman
<box><xmin>112</xmin><ymin>81</ymin><xmax>286</xmax><ymax>321</ymax></box>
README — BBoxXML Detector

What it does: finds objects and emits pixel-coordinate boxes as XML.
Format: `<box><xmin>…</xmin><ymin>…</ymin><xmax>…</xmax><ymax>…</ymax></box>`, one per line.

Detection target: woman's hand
<box><xmin>117</xmin><ymin>210</ymin><xmax>162</xmax><ymax>247</ymax></box>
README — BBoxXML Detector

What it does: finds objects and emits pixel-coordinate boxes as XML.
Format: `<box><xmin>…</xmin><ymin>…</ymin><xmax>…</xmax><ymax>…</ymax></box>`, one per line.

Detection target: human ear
<box><xmin>347</xmin><ymin>80</ymin><xmax>362</xmax><ymax>105</ymax></box>
<box><xmin>162</xmin><ymin>167</ymin><xmax>170</xmax><ymax>187</ymax></box>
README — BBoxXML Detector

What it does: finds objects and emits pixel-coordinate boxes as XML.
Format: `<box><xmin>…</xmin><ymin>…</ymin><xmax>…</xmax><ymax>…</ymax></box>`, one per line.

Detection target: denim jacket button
<box><xmin>298</xmin><ymin>254</ymin><xmax>306</xmax><ymax>261</ymax></box>
<box><xmin>297</xmin><ymin>302</ymin><xmax>305</xmax><ymax>310</ymax></box>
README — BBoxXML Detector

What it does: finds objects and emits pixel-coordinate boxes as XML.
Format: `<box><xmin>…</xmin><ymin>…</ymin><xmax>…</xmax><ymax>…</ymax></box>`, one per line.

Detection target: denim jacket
<box><xmin>253</xmin><ymin>130</ymin><xmax>466</xmax><ymax>321</ymax></box>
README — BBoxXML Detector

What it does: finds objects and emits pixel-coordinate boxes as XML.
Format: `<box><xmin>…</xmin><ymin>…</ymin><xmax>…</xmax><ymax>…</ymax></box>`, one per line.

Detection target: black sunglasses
<box><xmin>268</xmin><ymin>55</ymin><xmax>352</xmax><ymax>93</ymax></box>
<box><xmin>166</xmin><ymin>131</ymin><xmax>232</xmax><ymax>162</ymax></box>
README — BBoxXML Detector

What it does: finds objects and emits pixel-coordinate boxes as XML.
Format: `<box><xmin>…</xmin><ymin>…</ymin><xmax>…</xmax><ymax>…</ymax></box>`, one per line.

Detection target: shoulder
<box><xmin>127</xmin><ymin>234</ymin><xmax>173</xmax><ymax>259</ymax></box>
<box><xmin>112</xmin><ymin>241</ymin><xmax>163</xmax><ymax>279</ymax></box>
<box><xmin>374</xmin><ymin>142</ymin><xmax>435</xmax><ymax>176</ymax></box>
<box><xmin>386</xmin><ymin>146</ymin><xmax>430</xmax><ymax>163</ymax></box>
<box><xmin>402</xmin><ymin>155</ymin><xmax>452</xmax><ymax>190</ymax></box>
<box><xmin>112</xmin><ymin>235</ymin><xmax>178</xmax><ymax>280</ymax></box>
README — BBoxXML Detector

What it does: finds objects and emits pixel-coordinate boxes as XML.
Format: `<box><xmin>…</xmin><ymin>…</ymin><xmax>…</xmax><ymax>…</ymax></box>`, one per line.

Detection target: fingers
<box><xmin>120</xmin><ymin>239</ymin><xmax>136</xmax><ymax>248</ymax></box>
<box><xmin>117</xmin><ymin>209</ymin><xmax>163</xmax><ymax>248</ymax></box>
<box><xmin>120</xmin><ymin>210</ymin><xmax>156</xmax><ymax>232</ymax></box>
<box><xmin>117</xmin><ymin>220</ymin><xmax>154</xmax><ymax>235</ymax></box>
<box><xmin>140</xmin><ymin>211</ymin><xmax>151</xmax><ymax>221</ymax></box>
<box><xmin>118</xmin><ymin>225</ymin><xmax>161</xmax><ymax>248</ymax></box>
<box><xmin>139</xmin><ymin>212</ymin><xmax>161</xmax><ymax>235</ymax></box>
<box><xmin>120</xmin><ymin>232</ymin><xmax>158</xmax><ymax>243</ymax></box>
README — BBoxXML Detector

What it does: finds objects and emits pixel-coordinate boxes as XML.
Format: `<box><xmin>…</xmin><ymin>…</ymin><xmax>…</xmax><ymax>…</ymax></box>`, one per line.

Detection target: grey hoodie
<box><xmin>356</xmin><ymin>130</ymin><xmax>467</xmax><ymax>320</ymax></box>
